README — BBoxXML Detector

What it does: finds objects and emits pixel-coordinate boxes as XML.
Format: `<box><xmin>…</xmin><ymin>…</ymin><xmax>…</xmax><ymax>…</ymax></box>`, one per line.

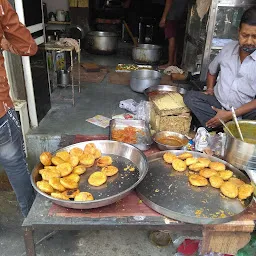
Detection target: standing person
<box><xmin>159</xmin><ymin>0</ymin><xmax>189</xmax><ymax>68</ymax></box>
<box><xmin>184</xmin><ymin>7</ymin><xmax>256</xmax><ymax>130</ymax></box>
<box><xmin>0</xmin><ymin>0</ymin><xmax>38</xmax><ymax>217</ymax></box>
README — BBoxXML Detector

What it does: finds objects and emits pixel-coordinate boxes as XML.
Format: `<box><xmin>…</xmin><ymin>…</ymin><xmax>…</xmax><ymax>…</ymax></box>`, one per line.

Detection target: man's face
<box><xmin>239</xmin><ymin>23</ymin><xmax>256</xmax><ymax>54</ymax></box>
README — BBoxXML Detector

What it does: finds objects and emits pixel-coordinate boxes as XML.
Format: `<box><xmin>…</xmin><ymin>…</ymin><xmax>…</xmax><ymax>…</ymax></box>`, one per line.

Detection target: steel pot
<box><xmin>56</xmin><ymin>70</ymin><xmax>70</xmax><ymax>86</ymax></box>
<box><xmin>130</xmin><ymin>70</ymin><xmax>162</xmax><ymax>93</ymax></box>
<box><xmin>132</xmin><ymin>44</ymin><xmax>162</xmax><ymax>64</ymax></box>
<box><xmin>224</xmin><ymin>120</ymin><xmax>256</xmax><ymax>185</ymax></box>
<box><xmin>86</xmin><ymin>31</ymin><xmax>118</xmax><ymax>55</ymax></box>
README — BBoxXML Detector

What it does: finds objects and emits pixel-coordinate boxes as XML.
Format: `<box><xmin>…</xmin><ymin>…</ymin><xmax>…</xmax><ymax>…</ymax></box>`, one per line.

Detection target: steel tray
<box><xmin>137</xmin><ymin>150</ymin><xmax>253</xmax><ymax>225</ymax></box>
<box><xmin>144</xmin><ymin>85</ymin><xmax>187</xmax><ymax>97</ymax></box>
<box><xmin>109</xmin><ymin>119</ymin><xmax>153</xmax><ymax>151</ymax></box>
<box><xmin>31</xmin><ymin>140</ymin><xmax>148</xmax><ymax>209</ymax></box>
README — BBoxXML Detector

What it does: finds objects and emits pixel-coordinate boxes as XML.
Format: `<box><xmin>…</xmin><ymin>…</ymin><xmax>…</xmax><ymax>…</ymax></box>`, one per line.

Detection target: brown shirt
<box><xmin>0</xmin><ymin>0</ymin><xmax>38</xmax><ymax>118</ymax></box>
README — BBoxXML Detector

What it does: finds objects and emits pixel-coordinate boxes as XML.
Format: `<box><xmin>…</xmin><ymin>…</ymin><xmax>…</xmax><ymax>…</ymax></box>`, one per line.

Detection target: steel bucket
<box><xmin>224</xmin><ymin>120</ymin><xmax>256</xmax><ymax>185</ymax></box>
<box><xmin>132</xmin><ymin>44</ymin><xmax>162</xmax><ymax>64</ymax></box>
<box><xmin>56</xmin><ymin>70</ymin><xmax>70</xmax><ymax>86</ymax></box>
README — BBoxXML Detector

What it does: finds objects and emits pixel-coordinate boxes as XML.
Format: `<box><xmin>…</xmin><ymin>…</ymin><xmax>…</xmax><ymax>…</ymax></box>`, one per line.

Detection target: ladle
<box><xmin>219</xmin><ymin>119</ymin><xmax>235</xmax><ymax>138</ymax></box>
<box><xmin>231</xmin><ymin>107</ymin><xmax>244</xmax><ymax>141</ymax></box>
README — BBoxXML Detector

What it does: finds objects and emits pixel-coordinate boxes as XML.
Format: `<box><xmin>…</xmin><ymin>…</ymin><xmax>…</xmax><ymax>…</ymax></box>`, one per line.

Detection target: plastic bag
<box><xmin>119</xmin><ymin>99</ymin><xmax>138</xmax><ymax>114</ymax></box>
<box><xmin>134</xmin><ymin>101</ymin><xmax>152</xmax><ymax>123</ymax></box>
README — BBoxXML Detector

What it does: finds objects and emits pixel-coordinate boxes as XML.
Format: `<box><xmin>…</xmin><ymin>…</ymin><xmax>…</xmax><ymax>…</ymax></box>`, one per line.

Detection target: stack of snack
<box><xmin>150</xmin><ymin>92</ymin><xmax>192</xmax><ymax>135</ymax></box>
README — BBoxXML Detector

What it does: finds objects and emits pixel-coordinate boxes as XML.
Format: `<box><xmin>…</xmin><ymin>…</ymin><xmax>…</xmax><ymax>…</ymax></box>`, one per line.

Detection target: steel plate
<box><xmin>136</xmin><ymin>150</ymin><xmax>253</xmax><ymax>224</ymax></box>
<box><xmin>31</xmin><ymin>140</ymin><xmax>148</xmax><ymax>209</ymax></box>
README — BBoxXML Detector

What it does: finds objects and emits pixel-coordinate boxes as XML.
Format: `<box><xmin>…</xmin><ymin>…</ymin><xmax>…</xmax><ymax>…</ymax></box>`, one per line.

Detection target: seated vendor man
<box><xmin>184</xmin><ymin>7</ymin><xmax>256</xmax><ymax>130</ymax></box>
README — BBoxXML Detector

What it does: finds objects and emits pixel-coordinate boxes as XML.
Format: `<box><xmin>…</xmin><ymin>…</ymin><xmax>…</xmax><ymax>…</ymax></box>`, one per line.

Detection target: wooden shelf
<box><xmin>47</xmin><ymin>21</ymin><xmax>71</xmax><ymax>25</ymax></box>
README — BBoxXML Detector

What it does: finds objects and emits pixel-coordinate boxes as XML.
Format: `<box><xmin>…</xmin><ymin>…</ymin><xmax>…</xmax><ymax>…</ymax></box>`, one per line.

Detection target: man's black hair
<box><xmin>240</xmin><ymin>7</ymin><xmax>256</xmax><ymax>27</ymax></box>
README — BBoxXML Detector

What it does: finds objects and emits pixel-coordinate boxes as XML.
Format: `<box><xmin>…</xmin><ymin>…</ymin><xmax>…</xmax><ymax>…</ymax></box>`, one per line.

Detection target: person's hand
<box><xmin>159</xmin><ymin>18</ymin><xmax>166</xmax><ymax>28</ymax></box>
<box><xmin>206</xmin><ymin>107</ymin><xmax>232</xmax><ymax>128</ymax></box>
<box><xmin>203</xmin><ymin>88</ymin><xmax>214</xmax><ymax>95</ymax></box>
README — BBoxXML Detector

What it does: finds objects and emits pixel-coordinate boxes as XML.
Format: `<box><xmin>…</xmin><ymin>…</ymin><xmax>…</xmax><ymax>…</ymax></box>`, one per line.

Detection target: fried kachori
<box><xmin>56</xmin><ymin>151</ymin><xmax>70</xmax><ymax>162</ymax></box>
<box><xmin>84</xmin><ymin>143</ymin><xmax>97</xmax><ymax>155</ymax></box>
<box><xmin>56</xmin><ymin>162</ymin><xmax>73</xmax><ymax>177</ymax></box>
<box><xmin>80</xmin><ymin>153</ymin><xmax>95</xmax><ymax>167</ymax></box>
<box><xmin>101</xmin><ymin>165</ymin><xmax>119</xmax><ymax>177</ymax></box>
<box><xmin>51</xmin><ymin>192</ymin><xmax>70</xmax><ymax>200</ymax></box>
<box><xmin>44</xmin><ymin>166</ymin><xmax>57</xmax><ymax>171</ymax></box>
<box><xmin>163</xmin><ymin>152</ymin><xmax>177</xmax><ymax>164</ymax></box>
<box><xmin>238</xmin><ymin>184</ymin><xmax>254</xmax><ymax>200</ymax></box>
<box><xmin>94</xmin><ymin>149</ymin><xmax>102</xmax><ymax>159</ymax></box>
<box><xmin>209</xmin><ymin>175</ymin><xmax>224</xmax><ymax>188</ymax></box>
<box><xmin>178</xmin><ymin>152</ymin><xmax>193</xmax><ymax>160</ymax></box>
<box><xmin>88</xmin><ymin>171</ymin><xmax>107</xmax><ymax>186</ymax></box>
<box><xmin>229</xmin><ymin>177</ymin><xmax>245</xmax><ymax>188</ymax></box>
<box><xmin>209</xmin><ymin>162</ymin><xmax>226</xmax><ymax>171</ymax></box>
<box><xmin>41</xmin><ymin>169</ymin><xmax>61</xmax><ymax>181</ymax></box>
<box><xmin>39</xmin><ymin>168</ymin><xmax>49</xmax><ymax>175</ymax></box>
<box><xmin>40</xmin><ymin>152</ymin><xmax>52</xmax><ymax>166</ymax></box>
<box><xmin>189</xmin><ymin>174</ymin><xmax>208</xmax><ymax>187</ymax></box>
<box><xmin>197</xmin><ymin>158</ymin><xmax>211</xmax><ymax>167</ymax></box>
<box><xmin>172</xmin><ymin>159</ymin><xmax>187</xmax><ymax>172</ymax></box>
<box><xmin>97</xmin><ymin>156</ymin><xmax>113</xmax><ymax>167</ymax></box>
<box><xmin>188</xmin><ymin>163</ymin><xmax>205</xmax><ymax>172</ymax></box>
<box><xmin>62</xmin><ymin>188</ymin><xmax>80</xmax><ymax>199</ymax></box>
<box><xmin>37</xmin><ymin>180</ymin><xmax>54</xmax><ymax>194</ymax></box>
<box><xmin>185</xmin><ymin>157</ymin><xmax>198</xmax><ymax>166</ymax></box>
<box><xmin>220</xmin><ymin>181</ymin><xmax>238</xmax><ymax>198</ymax></box>
<box><xmin>69</xmin><ymin>155</ymin><xmax>80</xmax><ymax>167</ymax></box>
<box><xmin>51</xmin><ymin>156</ymin><xmax>65</xmax><ymax>166</ymax></box>
<box><xmin>73</xmin><ymin>165</ymin><xmax>86</xmax><ymax>175</ymax></box>
<box><xmin>60</xmin><ymin>177</ymin><xmax>79</xmax><ymax>189</ymax></box>
<box><xmin>218</xmin><ymin>170</ymin><xmax>233</xmax><ymax>181</ymax></box>
<box><xmin>49</xmin><ymin>177</ymin><xmax>66</xmax><ymax>192</ymax></box>
<box><xmin>74</xmin><ymin>192</ymin><xmax>94</xmax><ymax>201</ymax></box>
<box><xmin>65</xmin><ymin>173</ymin><xmax>80</xmax><ymax>183</ymax></box>
<box><xmin>199</xmin><ymin>168</ymin><xmax>218</xmax><ymax>178</ymax></box>
<box><xmin>70</xmin><ymin>147</ymin><xmax>84</xmax><ymax>157</ymax></box>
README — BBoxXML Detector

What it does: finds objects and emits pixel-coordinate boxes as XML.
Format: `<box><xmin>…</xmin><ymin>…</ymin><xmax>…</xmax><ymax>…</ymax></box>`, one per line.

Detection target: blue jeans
<box><xmin>0</xmin><ymin>108</ymin><xmax>34</xmax><ymax>217</ymax></box>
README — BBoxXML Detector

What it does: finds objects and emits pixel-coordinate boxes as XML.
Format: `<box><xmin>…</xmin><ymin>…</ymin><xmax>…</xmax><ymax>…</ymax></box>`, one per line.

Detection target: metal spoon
<box><xmin>231</xmin><ymin>106</ymin><xmax>244</xmax><ymax>141</ymax></box>
<box><xmin>219</xmin><ymin>119</ymin><xmax>235</xmax><ymax>138</ymax></box>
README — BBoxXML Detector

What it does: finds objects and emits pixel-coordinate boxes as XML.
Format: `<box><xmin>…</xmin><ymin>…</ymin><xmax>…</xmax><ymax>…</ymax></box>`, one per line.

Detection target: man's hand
<box><xmin>206</xmin><ymin>107</ymin><xmax>232</xmax><ymax>128</ymax></box>
<box><xmin>203</xmin><ymin>88</ymin><xmax>214</xmax><ymax>95</ymax></box>
<box><xmin>159</xmin><ymin>18</ymin><xmax>166</xmax><ymax>28</ymax></box>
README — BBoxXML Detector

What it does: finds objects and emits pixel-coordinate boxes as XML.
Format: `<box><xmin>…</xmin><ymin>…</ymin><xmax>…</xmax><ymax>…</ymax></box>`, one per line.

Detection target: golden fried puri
<box><xmin>49</xmin><ymin>177</ymin><xmax>66</xmax><ymax>192</ymax></box>
<box><xmin>163</xmin><ymin>152</ymin><xmax>177</xmax><ymax>164</ymax></box>
<box><xmin>62</xmin><ymin>188</ymin><xmax>80</xmax><ymax>199</ymax></box>
<box><xmin>178</xmin><ymin>152</ymin><xmax>193</xmax><ymax>160</ymax></box>
<box><xmin>188</xmin><ymin>163</ymin><xmax>205</xmax><ymax>172</ymax></box>
<box><xmin>65</xmin><ymin>173</ymin><xmax>80</xmax><ymax>183</ymax></box>
<box><xmin>189</xmin><ymin>174</ymin><xmax>208</xmax><ymax>187</ymax></box>
<box><xmin>185</xmin><ymin>157</ymin><xmax>198</xmax><ymax>166</ymax></box>
<box><xmin>238</xmin><ymin>184</ymin><xmax>254</xmax><ymax>200</ymax></box>
<box><xmin>39</xmin><ymin>168</ymin><xmax>49</xmax><ymax>175</ymax></box>
<box><xmin>220</xmin><ymin>182</ymin><xmax>238</xmax><ymax>198</ymax></box>
<box><xmin>229</xmin><ymin>177</ymin><xmax>245</xmax><ymax>188</ymax></box>
<box><xmin>73</xmin><ymin>165</ymin><xmax>86</xmax><ymax>175</ymax></box>
<box><xmin>51</xmin><ymin>156</ymin><xmax>65</xmax><ymax>166</ymax></box>
<box><xmin>209</xmin><ymin>175</ymin><xmax>224</xmax><ymax>188</ymax></box>
<box><xmin>69</xmin><ymin>155</ymin><xmax>80</xmax><ymax>167</ymax></box>
<box><xmin>199</xmin><ymin>168</ymin><xmax>218</xmax><ymax>178</ymax></box>
<box><xmin>74</xmin><ymin>192</ymin><xmax>94</xmax><ymax>201</ymax></box>
<box><xmin>209</xmin><ymin>162</ymin><xmax>226</xmax><ymax>171</ymax></box>
<box><xmin>37</xmin><ymin>180</ymin><xmax>54</xmax><ymax>194</ymax></box>
<box><xmin>80</xmin><ymin>154</ymin><xmax>95</xmax><ymax>167</ymax></box>
<box><xmin>101</xmin><ymin>166</ymin><xmax>119</xmax><ymax>177</ymax></box>
<box><xmin>56</xmin><ymin>151</ymin><xmax>70</xmax><ymax>162</ymax></box>
<box><xmin>88</xmin><ymin>171</ymin><xmax>107</xmax><ymax>186</ymax></box>
<box><xmin>51</xmin><ymin>192</ymin><xmax>70</xmax><ymax>200</ymax></box>
<box><xmin>56</xmin><ymin>162</ymin><xmax>73</xmax><ymax>177</ymax></box>
<box><xmin>40</xmin><ymin>152</ymin><xmax>52</xmax><ymax>166</ymax></box>
<box><xmin>60</xmin><ymin>177</ymin><xmax>78</xmax><ymax>189</ymax></box>
<box><xmin>44</xmin><ymin>166</ymin><xmax>57</xmax><ymax>171</ymax></box>
<box><xmin>84</xmin><ymin>143</ymin><xmax>97</xmax><ymax>155</ymax></box>
<box><xmin>197</xmin><ymin>158</ymin><xmax>211</xmax><ymax>167</ymax></box>
<box><xmin>97</xmin><ymin>156</ymin><xmax>113</xmax><ymax>167</ymax></box>
<box><xmin>70</xmin><ymin>147</ymin><xmax>84</xmax><ymax>157</ymax></box>
<box><xmin>94</xmin><ymin>149</ymin><xmax>102</xmax><ymax>159</ymax></box>
<box><xmin>218</xmin><ymin>170</ymin><xmax>233</xmax><ymax>181</ymax></box>
<box><xmin>41</xmin><ymin>169</ymin><xmax>61</xmax><ymax>181</ymax></box>
<box><xmin>172</xmin><ymin>159</ymin><xmax>187</xmax><ymax>172</ymax></box>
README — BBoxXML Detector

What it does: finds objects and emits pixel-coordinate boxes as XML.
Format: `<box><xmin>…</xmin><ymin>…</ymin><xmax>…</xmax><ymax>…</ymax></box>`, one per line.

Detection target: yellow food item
<box><xmin>49</xmin><ymin>177</ymin><xmax>66</xmax><ymax>192</ymax></box>
<box><xmin>94</xmin><ymin>149</ymin><xmax>102</xmax><ymax>159</ymax></box>
<box><xmin>39</xmin><ymin>168</ymin><xmax>49</xmax><ymax>175</ymax></box>
<box><xmin>80</xmin><ymin>153</ymin><xmax>95</xmax><ymax>167</ymax></box>
<box><xmin>62</xmin><ymin>188</ymin><xmax>80</xmax><ymax>199</ymax></box>
<box><xmin>56</xmin><ymin>162</ymin><xmax>73</xmax><ymax>177</ymax></box>
<box><xmin>209</xmin><ymin>162</ymin><xmax>226</xmax><ymax>171</ymax></box>
<box><xmin>199</xmin><ymin>168</ymin><xmax>218</xmax><ymax>178</ymax></box>
<box><xmin>44</xmin><ymin>166</ymin><xmax>57</xmax><ymax>171</ymax></box>
<box><xmin>51</xmin><ymin>156</ymin><xmax>65</xmax><ymax>166</ymax></box>
<box><xmin>97</xmin><ymin>156</ymin><xmax>113</xmax><ymax>167</ymax></box>
<box><xmin>101</xmin><ymin>166</ymin><xmax>119</xmax><ymax>177</ymax></box>
<box><xmin>163</xmin><ymin>152</ymin><xmax>177</xmax><ymax>164</ymax></box>
<box><xmin>73</xmin><ymin>165</ymin><xmax>86</xmax><ymax>175</ymax></box>
<box><xmin>189</xmin><ymin>174</ymin><xmax>208</xmax><ymax>187</ymax></box>
<box><xmin>197</xmin><ymin>158</ymin><xmax>211</xmax><ymax>167</ymax></box>
<box><xmin>51</xmin><ymin>192</ymin><xmax>69</xmax><ymax>200</ymax></box>
<box><xmin>209</xmin><ymin>175</ymin><xmax>224</xmax><ymax>188</ymax></box>
<box><xmin>41</xmin><ymin>169</ymin><xmax>61</xmax><ymax>181</ymax></box>
<box><xmin>74</xmin><ymin>192</ymin><xmax>94</xmax><ymax>201</ymax></box>
<box><xmin>172</xmin><ymin>159</ymin><xmax>187</xmax><ymax>172</ymax></box>
<box><xmin>88</xmin><ymin>171</ymin><xmax>107</xmax><ymax>187</ymax></box>
<box><xmin>189</xmin><ymin>163</ymin><xmax>205</xmax><ymax>172</ymax></box>
<box><xmin>70</xmin><ymin>147</ymin><xmax>84</xmax><ymax>157</ymax></box>
<box><xmin>84</xmin><ymin>143</ymin><xmax>97</xmax><ymax>155</ymax></box>
<box><xmin>65</xmin><ymin>173</ymin><xmax>80</xmax><ymax>183</ymax></box>
<box><xmin>40</xmin><ymin>152</ymin><xmax>52</xmax><ymax>166</ymax></box>
<box><xmin>185</xmin><ymin>157</ymin><xmax>198</xmax><ymax>166</ymax></box>
<box><xmin>218</xmin><ymin>170</ymin><xmax>233</xmax><ymax>181</ymax></box>
<box><xmin>229</xmin><ymin>177</ymin><xmax>245</xmax><ymax>188</ymax></box>
<box><xmin>238</xmin><ymin>184</ymin><xmax>254</xmax><ymax>200</ymax></box>
<box><xmin>178</xmin><ymin>152</ymin><xmax>193</xmax><ymax>160</ymax></box>
<box><xmin>56</xmin><ymin>151</ymin><xmax>70</xmax><ymax>162</ymax></box>
<box><xmin>60</xmin><ymin>177</ymin><xmax>79</xmax><ymax>189</ymax></box>
<box><xmin>220</xmin><ymin>182</ymin><xmax>238</xmax><ymax>198</ymax></box>
<box><xmin>37</xmin><ymin>180</ymin><xmax>54</xmax><ymax>194</ymax></box>
<box><xmin>69</xmin><ymin>155</ymin><xmax>80</xmax><ymax>167</ymax></box>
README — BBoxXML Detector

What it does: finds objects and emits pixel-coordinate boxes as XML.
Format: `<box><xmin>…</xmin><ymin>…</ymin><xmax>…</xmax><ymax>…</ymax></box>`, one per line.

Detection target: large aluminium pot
<box><xmin>132</xmin><ymin>44</ymin><xmax>162</xmax><ymax>64</ymax></box>
<box><xmin>86</xmin><ymin>31</ymin><xmax>118</xmax><ymax>55</ymax></box>
<box><xmin>224</xmin><ymin>120</ymin><xmax>256</xmax><ymax>185</ymax></box>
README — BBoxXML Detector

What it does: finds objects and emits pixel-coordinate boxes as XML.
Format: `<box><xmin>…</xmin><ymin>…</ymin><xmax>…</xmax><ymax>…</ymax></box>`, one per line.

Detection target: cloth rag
<box><xmin>56</xmin><ymin>38</ymin><xmax>80</xmax><ymax>53</ymax></box>
<box><xmin>163</xmin><ymin>66</ymin><xmax>184</xmax><ymax>76</ymax></box>
<box><xmin>196</xmin><ymin>0</ymin><xmax>212</xmax><ymax>20</ymax></box>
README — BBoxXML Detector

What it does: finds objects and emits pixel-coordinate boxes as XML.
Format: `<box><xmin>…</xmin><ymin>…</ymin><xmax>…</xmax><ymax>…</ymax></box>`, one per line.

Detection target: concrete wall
<box><xmin>43</xmin><ymin>0</ymin><xmax>69</xmax><ymax>13</ymax></box>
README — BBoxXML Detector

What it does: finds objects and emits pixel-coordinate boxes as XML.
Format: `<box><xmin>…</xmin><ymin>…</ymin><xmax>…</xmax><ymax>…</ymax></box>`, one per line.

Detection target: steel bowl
<box><xmin>153</xmin><ymin>131</ymin><xmax>189</xmax><ymax>150</ymax></box>
<box><xmin>144</xmin><ymin>84</ymin><xmax>187</xmax><ymax>97</ymax></box>
<box><xmin>130</xmin><ymin>69</ymin><xmax>162</xmax><ymax>93</ymax></box>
